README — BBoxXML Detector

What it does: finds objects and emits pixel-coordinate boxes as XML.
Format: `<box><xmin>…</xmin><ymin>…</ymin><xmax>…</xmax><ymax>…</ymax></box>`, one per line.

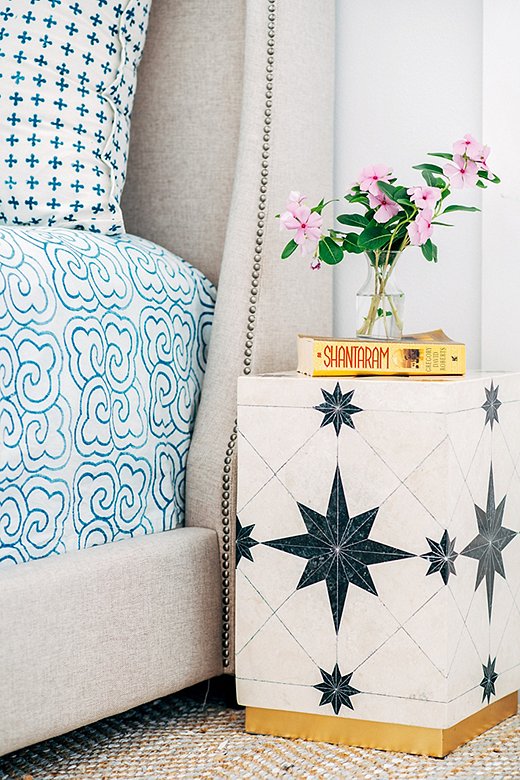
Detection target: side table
<box><xmin>235</xmin><ymin>371</ymin><xmax>520</xmax><ymax>756</ymax></box>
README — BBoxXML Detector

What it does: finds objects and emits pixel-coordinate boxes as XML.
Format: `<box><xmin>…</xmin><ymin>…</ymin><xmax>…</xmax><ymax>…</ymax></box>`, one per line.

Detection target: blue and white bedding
<box><xmin>0</xmin><ymin>228</ymin><xmax>215</xmax><ymax>568</ymax></box>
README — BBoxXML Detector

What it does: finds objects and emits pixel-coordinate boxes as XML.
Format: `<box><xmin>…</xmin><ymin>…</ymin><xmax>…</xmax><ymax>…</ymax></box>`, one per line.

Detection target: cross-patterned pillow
<box><xmin>0</xmin><ymin>0</ymin><xmax>151</xmax><ymax>234</ymax></box>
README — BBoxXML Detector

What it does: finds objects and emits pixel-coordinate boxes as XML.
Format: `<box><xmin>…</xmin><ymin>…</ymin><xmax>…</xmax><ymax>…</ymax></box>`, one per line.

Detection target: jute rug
<box><xmin>1</xmin><ymin>682</ymin><xmax>519</xmax><ymax>780</ymax></box>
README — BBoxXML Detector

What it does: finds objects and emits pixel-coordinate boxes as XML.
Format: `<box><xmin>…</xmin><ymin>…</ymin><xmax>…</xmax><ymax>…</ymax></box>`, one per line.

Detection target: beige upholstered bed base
<box><xmin>0</xmin><ymin>529</ymin><xmax>222</xmax><ymax>756</ymax></box>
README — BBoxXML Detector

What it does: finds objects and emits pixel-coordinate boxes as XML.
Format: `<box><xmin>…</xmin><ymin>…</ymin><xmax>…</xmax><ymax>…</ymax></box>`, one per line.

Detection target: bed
<box><xmin>0</xmin><ymin>0</ymin><xmax>334</xmax><ymax>755</ymax></box>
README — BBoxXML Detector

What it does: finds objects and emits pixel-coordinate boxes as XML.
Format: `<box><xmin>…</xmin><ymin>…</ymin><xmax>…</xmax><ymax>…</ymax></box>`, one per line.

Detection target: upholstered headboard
<box><xmin>123</xmin><ymin>0</ymin><xmax>335</xmax><ymax>672</ymax></box>
<box><xmin>122</xmin><ymin>0</ymin><xmax>245</xmax><ymax>286</ymax></box>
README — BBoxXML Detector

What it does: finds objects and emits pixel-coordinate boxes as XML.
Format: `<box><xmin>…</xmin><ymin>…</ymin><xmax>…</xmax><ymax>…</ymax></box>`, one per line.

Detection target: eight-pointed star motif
<box><xmin>313</xmin><ymin>383</ymin><xmax>362</xmax><ymax>435</ymax></box>
<box><xmin>236</xmin><ymin>517</ymin><xmax>259</xmax><ymax>566</ymax></box>
<box><xmin>420</xmin><ymin>529</ymin><xmax>458</xmax><ymax>585</ymax></box>
<box><xmin>480</xmin><ymin>656</ymin><xmax>498</xmax><ymax>703</ymax></box>
<box><xmin>461</xmin><ymin>465</ymin><xmax>516</xmax><ymax>619</ymax></box>
<box><xmin>314</xmin><ymin>663</ymin><xmax>361</xmax><ymax>715</ymax></box>
<box><xmin>264</xmin><ymin>466</ymin><xmax>413</xmax><ymax>632</ymax></box>
<box><xmin>482</xmin><ymin>380</ymin><xmax>502</xmax><ymax>429</ymax></box>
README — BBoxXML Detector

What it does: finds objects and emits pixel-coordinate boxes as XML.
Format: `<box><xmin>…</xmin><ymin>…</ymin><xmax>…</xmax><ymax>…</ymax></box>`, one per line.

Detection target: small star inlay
<box><xmin>420</xmin><ymin>529</ymin><xmax>458</xmax><ymax>585</ymax></box>
<box><xmin>482</xmin><ymin>380</ymin><xmax>502</xmax><ymax>429</ymax></box>
<box><xmin>314</xmin><ymin>663</ymin><xmax>361</xmax><ymax>714</ymax></box>
<box><xmin>461</xmin><ymin>465</ymin><xmax>516</xmax><ymax>619</ymax></box>
<box><xmin>236</xmin><ymin>517</ymin><xmax>259</xmax><ymax>566</ymax></box>
<box><xmin>480</xmin><ymin>656</ymin><xmax>498</xmax><ymax>703</ymax></box>
<box><xmin>314</xmin><ymin>383</ymin><xmax>362</xmax><ymax>435</ymax></box>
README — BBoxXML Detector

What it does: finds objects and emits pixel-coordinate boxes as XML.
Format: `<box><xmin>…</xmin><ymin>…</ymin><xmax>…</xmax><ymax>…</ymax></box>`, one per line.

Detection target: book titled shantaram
<box><xmin>297</xmin><ymin>330</ymin><xmax>466</xmax><ymax>377</ymax></box>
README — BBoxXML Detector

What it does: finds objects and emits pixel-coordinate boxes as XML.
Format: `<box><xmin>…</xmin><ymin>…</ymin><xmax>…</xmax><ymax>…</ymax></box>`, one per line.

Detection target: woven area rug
<box><xmin>1</xmin><ymin>683</ymin><xmax>519</xmax><ymax>780</ymax></box>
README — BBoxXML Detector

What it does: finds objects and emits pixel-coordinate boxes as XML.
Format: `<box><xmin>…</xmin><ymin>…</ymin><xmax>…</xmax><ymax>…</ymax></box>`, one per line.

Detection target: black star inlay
<box><xmin>236</xmin><ymin>517</ymin><xmax>259</xmax><ymax>565</ymax></box>
<box><xmin>420</xmin><ymin>529</ymin><xmax>458</xmax><ymax>585</ymax></box>
<box><xmin>461</xmin><ymin>465</ymin><xmax>516</xmax><ymax>619</ymax></box>
<box><xmin>264</xmin><ymin>466</ymin><xmax>413</xmax><ymax>632</ymax></box>
<box><xmin>482</xmin><ymin>380</ymin><xmax>501</xmax><ymax>429</ymax></box>
<box><xmin>480</xmin><ymin>656</ymin><xmax>498</xmax><ymax>703</ymax></box>
<box><xmin>314</xmin><ymin>663</ymin><xmax>361</xmax><ymax>714</ymax></box>
<box><xmin>314</xmin><ymin>383</ymin><xmax>362</xmax><ymax>435</ymax></box>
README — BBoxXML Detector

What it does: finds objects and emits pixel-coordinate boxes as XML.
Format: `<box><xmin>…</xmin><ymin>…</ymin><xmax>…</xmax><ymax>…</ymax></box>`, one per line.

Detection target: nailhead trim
<box><xmin>219</xmin><ymin>0</ymin><xmax>275</xmax><ymax>668</ymax></box>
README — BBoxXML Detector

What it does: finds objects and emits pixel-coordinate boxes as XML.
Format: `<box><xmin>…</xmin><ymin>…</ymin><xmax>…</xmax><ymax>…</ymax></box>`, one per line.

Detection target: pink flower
<box><xmin>453</xmin><ymin>134</ymin><xmax>483</xmax><ymax>160</ymax></box>
<box><xmin>358</xmin><ymin>164</ymin><xmax>392</xmax><ymax>196</ymax></box>
<box><xmin>280</xmin><ymin>191</ymin><xmax>307</xmax><ymax>229</ymax></box>
<box><xmin>476</xmin><ymin>144</ymin><xmax>491</xmax><ymax>169</ymax></box>
<box><xmin>368</xmin><ymin>189</ymin><xmax>400</xmax><ymax>224</ymax></box>
<box><xmin>310</xmin><ymin>257</ymin><xmax>322</xmax><ymax>270</ymax></box>
<box><xmin>443</xmin><ymin>155</ymin><xmax>478</xmax><ymax>188</ymax></box>
<box><xmin>288</xmin><ymin>191</ymin><xmax>307</xmax><ymax>206</ymax></box>
<box><xmin>407</xmin><ymin>186</ymin><xmax>442</xmax><ymax>210</ymax></box>
<box><xmin>281</xmin><ymin>204</ymin><xmax>323</xmax><ymax>255</ymax></box>
<box><xmin>407</xmin><ymin>208</ymin><xmax>433</xmax><ymax>246</ymax></box>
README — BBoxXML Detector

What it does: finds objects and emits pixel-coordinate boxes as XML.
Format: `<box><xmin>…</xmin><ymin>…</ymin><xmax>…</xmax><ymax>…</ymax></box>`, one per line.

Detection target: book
<box><xmin>297</xmin><ymin>330</ymin><xmax>466</xmax><ymax>377</ymax></box>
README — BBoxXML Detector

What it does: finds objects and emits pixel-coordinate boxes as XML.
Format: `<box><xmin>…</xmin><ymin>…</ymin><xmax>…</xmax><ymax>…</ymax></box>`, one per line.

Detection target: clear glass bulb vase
<box><xmin>356</xmin><ymin>249</ymin><xmax>405</xmax><ymax>340</ymax></box>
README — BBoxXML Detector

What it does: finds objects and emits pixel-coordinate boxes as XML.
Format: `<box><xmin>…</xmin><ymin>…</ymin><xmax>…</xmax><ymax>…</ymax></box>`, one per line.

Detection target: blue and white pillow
<box><xmin>0</xmin><ymin>228</ymin><xmax>216</xmax><ymax>568</ymax></box>
<box><xmin>0</xmin><ymin>0</ymin><xmax>151</xmax><ymax>234</ymax></box>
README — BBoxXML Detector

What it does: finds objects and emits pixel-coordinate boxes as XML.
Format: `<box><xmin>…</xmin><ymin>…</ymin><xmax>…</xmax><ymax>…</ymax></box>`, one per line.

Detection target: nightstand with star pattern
<box><xmin>235</xmin><ymin>371</ymin><xmax>520</xmax><ymax>757</ymax></box>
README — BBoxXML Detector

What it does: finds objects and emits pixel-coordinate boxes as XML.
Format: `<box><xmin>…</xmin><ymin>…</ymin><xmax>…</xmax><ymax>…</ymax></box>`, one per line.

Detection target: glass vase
<box><xmin>356</xmin><ymin>250</ymin><xmax>404</xmax><ymax>339</ymax></box>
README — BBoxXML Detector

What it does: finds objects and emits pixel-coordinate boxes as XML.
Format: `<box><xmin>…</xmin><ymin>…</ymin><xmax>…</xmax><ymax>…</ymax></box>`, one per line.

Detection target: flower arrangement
<box><xmin>278</xmin><ymin>134</ymin><xmax>500</xmax><ymax>338</ymax></box>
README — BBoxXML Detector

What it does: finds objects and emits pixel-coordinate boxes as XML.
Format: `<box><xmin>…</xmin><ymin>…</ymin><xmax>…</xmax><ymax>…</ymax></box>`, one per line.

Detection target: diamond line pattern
<box><xmin>236</xmin><ymin>376</ymin><xmax>520</xmax><ymax>726</ymax></box>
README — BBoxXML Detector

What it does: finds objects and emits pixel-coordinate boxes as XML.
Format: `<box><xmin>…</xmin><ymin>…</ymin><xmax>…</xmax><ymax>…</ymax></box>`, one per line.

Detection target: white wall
<box><xmin>481</xmin><ymin>0</ymin><xmax>520</xmax><ymax>370</ymax></box>
<box><xmin>334</xmin><ymin>0</ymin><xmax>483</xmax><ymax>368</ymax></box>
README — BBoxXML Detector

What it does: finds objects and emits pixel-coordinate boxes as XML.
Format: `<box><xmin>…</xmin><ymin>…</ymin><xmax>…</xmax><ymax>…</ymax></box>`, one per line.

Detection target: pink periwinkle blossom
<box><xmin>279</xmin><ymin>191</ymin><xmax>307</xmax><ymax>229</ymax></box>
<box><xmin>476</xmin><ymin>144</ymin><xmax>491</xmax><ymax>169</ymax></box>
<box><xmin>407</xmin><ymin>186</ymin><xmax>442</xmax><ymax>211</ymax></box>
<box><xmin>407</xmin><ymin>208</ymin><xmax>433</xmax><ymax>246</ymax></box>
<box><xmin>452</xmin><ymin>134</ymin><xmax>483</xmax><ymax>160</ymax></box>
<box><xmin>358</xmin><ymin>164</ymin><xmax>392</xmax><ymax>196</ymax></box>
<box><xmin>368</xmin><ymin>189</ymin><xmax>400</xmax><ymax>224</ymax></box>
<box><xmin>288</xmin><ymin>191</ymin><xmax>307</xmax><ymax>207</ymax></box>
<box><xmin>280</xmin><ymin>200</ymin><xmax>323</xmax><ymax>255</ymax></box>
<box><xmin>443</xmin><ymin>155</ymin><xmax>478</xmax><ymax>189</ymax></box>
<box><xmin>452</xmin><ymin>134</ymin><xmax>491</xmax><ymax>171</ymax></box>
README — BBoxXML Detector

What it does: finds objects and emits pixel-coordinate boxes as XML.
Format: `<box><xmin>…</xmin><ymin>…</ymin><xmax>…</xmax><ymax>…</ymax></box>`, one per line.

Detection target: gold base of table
<box><xmin>245</xmin><ymin>692</ymin><xmax>518</xmax><ymax>757</ymax></box>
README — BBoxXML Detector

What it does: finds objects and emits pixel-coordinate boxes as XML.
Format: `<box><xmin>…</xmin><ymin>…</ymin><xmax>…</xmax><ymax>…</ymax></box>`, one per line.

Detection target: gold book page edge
<box><xmin>245</xmin><ymin>692</ymin><xmax>517</xmax><ymax>758</ymax></box>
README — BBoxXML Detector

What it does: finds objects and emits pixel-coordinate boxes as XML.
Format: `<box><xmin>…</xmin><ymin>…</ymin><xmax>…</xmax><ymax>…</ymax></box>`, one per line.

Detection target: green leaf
<box><xmin>420</xmin><ymin>239</ymin><xmax>438</xmax><ymax>262</ymax></box>
<box><xmin>442</xmin><ymin>204</ymin><xmax>480</xmax><ymax>214</ymax></box>
<box><xmin>336</xmin><ymin>213</ymin><xmax>368</xmax><ymax>228</ymax></box>
<box><xmin>428</xmin><ymin>152</ymin><xmax>454</xmax><ymax>160</ymax></box>
<box><xmin>281</xmin><ymin>239</ymin><xmax>298</xmax><ymax>259</ymax></box>
<box><xmin>345</xmin><ymin>193</ymin><xmax>370</xmax><ymax>206</ymax></box>
<box><xmin>432</xmin><ymin>221</ymin><xmax>454</xmax><ymax>227</ymax></box>
<box><xmin>394</xmin><ymin>186</ymin><xmax>409</xmax><ymax>200</ymax></box>
<box><xmin>343</xmin><ymin>232</ymin><xmax>364</xmax><ymax>254</ymax></box>
<box><xmin>360</xmin><ymin>233</ymin><xmax>393</xmax><ymax>251</ymax></box>
<box><xmin>396</xmin><ymin>198</ymin><xmax>415</xmax><ymax>212</ymax></box>
<box><xmin>478</xmin><ymin>170</ymin><xmax>501</xmax><ymax>184</ymax></box>
<box><xmin>413</xmin><ymin>163</ymin><xmax>444</xmax><ymax>174</ymax></box>
<box><xmin>421</xmin><ymin>170</ymin><xmax>446</xmax><ymax>189</ymax></box>
<box><xmin>376</xmin><ymin>181</ymin><xmax>401</xmax><ymax>201</ymax></box>
<box><xmin>311</xmin><ymin>198</ymin><xmax>337</xmax><ymax>214</ymax></box>
<box><xmin>476</xmin><ymin>180</ymin><xmax>487</xmax><ymax>188</ymax></box>
<box><xmin>318</xmin><ymin>237</ymin><xmax>344</xmax><ymax>265</ymax></box>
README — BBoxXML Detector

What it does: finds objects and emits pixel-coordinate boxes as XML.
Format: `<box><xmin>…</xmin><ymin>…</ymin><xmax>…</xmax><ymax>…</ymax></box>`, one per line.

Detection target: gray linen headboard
<box><xmin>123</xmin><ymin>0</ymin><xmax>335</xmax><ymax>671</ymax></box>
